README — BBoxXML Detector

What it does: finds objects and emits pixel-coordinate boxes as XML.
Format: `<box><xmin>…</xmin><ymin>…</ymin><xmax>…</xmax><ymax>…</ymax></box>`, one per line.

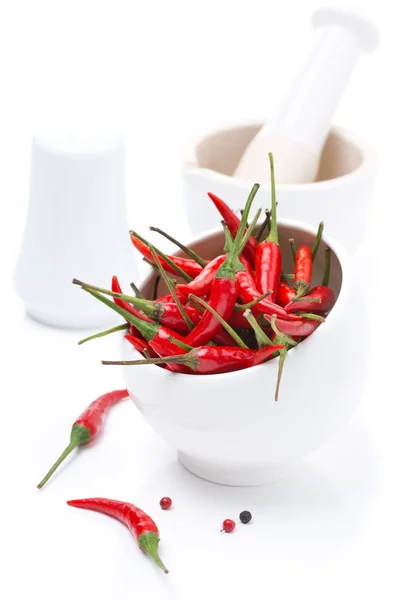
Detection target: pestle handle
<box><xmin>234</xmin><ymin>5</ymin><xmax>379</xmax><ymax>184</ymax></box>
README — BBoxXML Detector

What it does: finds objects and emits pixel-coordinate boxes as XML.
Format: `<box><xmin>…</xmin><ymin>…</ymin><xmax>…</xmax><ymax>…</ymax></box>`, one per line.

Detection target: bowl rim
<box><xmin>125</xmin><ymin>218</ymin><xmax>350</xmax><ymax>382</ymax></box>
<box><xmin>181</xmin><ymin>119</ymin><xmax>377</xmax><ymax>191</ymax></box>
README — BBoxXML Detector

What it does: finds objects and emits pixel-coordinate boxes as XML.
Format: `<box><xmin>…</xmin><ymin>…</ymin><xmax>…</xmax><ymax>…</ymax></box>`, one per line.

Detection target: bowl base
<box><xmin>178</xmin><ymin>451</ymin><xmax>299</xmax><ymax>487</ymax></box>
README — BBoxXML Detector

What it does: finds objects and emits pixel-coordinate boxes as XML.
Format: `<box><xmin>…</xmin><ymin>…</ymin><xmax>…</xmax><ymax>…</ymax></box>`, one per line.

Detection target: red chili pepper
<box><xmin>255</xmin><ymin>154</ymin><xmax>282</xmax><ymax>302</ymax></box>
<box><xmin>208</xmin><ymin>192</ymin><xmax>258</xmax><ymax>263</ymax></box>
<box><xmin>37</xmin><ymin>389</ymin><xmax>128</xmax><ymax>489</ymax></box>
<box><xmin>228</xmin><ymin>309</ymin><xmax>253</xmax><ymax>329</ymax></box>
<box><xmin>276</xmin><ymin>281</ymin><xmax>295</xmax><ymax>306</ymax></box>
<box><xmin>85</xmin><ymin>289</ymin><xmax>191</xmax><ymax>372</ymax></box>
<box><xmin>285</xmin><ymin>286</ymin><xmax>335</xmax><ymax>313</ymax></box>
<box><xmin>240</xmin><ymin>254</ymin><xmax>256</xmax><ymax>285</ymax></box>
<box><xmin>110</xmin><ymin>346</ymin><xmax>259</xmax><ymax>374</ymax></box>
<box><xmin>67</xmin><ymin>498</ymin><xmax>168</xmax><ymax>574</ymax></box>
<box><xmin>294</xmin><ymin>244</ymin><xmax>312</xmax><ymax>296</ymax></box>
<box><xmin>184</xmin><ymin>186</ymin><xmax>260</xmax><ymax>347</ymax></box>
<box><xmin>130</xmin><ymin>234</ymin><xmax>202</xmax><ymax>279</ymax></box>
<box><xmin>249</xmin><ymin>344</ymin><xmax>285</xmax><ymax>366</ymax></box>
<box><xmin>112</xmin><ymin>276</ymin><xmax>152</xmax><ymax>324</ymax></box>
<box><xmin>122</xmin><ymin>296</ymin><xmax>203</xmax><ymax>335</ymax></box>
<box><xmin>125</xmin><ymin>333</ymin><xmax>158</xmax><ymax>358</ymax></box>
<box><xmin>263</xmin><ymin>313</ymin><xmax>321</xmax><ymax>337</ymax></box>
<box><xmin>155</xmin><ymin>291</ymin><xmax>187</xmax><ymax>305</ymax></box>
<box><xmin>176</xmin><ymin>255</ymin><xmax>226</xmax><ymax>298</ymax></box>
<box><xmin>236</xmin><ymin>270</ymin><xmax>301</xmax><ymax>321</ymax></box>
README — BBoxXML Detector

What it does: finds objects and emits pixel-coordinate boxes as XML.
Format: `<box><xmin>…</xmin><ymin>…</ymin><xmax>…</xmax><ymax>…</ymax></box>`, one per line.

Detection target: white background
<box><xmin>1</xmin><ymin>1</ymin><xmax>399</xmax><ymax>599</ymax></box>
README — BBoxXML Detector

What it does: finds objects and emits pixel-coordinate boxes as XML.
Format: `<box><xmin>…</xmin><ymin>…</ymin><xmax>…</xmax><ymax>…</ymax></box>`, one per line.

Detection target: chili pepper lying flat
<box><xmin>208</xmin><ymin>192</ymin><xmax>259</xmax><ymax>263</ymax></box>
<box><xmin>276</xmin><ymin>281</ymin><xmax>295</xmax><ymax>306</ymax></box>
<box><xmin>255</xmin><ymin>154</ymin><xmax>282</xmax><ymax>302</ymax></box>
<box><xmin>130</xmin><ymin>233</ymin><xmax>202</xmax><ymax>280</ymax></box>
<box><xmin>37</xmin><ymin>389</ymin><xmax>128</xmax><ymax>489</ymax></box>
<box><xmin>285</xmin><ymin>286</ymin><xmax>335</xmax><ymax>313</ymax></box>
<box><xmin>67</xmin><ymin>498</ymin><xmax>168</xmax><ymax>574</ymax></box>
<box><xmin>184</xmin><ymin>186</ymin><xmax>260</xmax><ymax>347</ymax></box>
<box><xmin>294</xmin><ymin>244</ymin><xmax>312</xmax><ymax>297</ymax></box>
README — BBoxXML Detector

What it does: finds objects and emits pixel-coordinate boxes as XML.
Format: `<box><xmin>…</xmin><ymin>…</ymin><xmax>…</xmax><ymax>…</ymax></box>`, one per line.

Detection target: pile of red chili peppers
<box><xmin>73</xmin><ymin>153</ymin><xmax>335</xmax><ymax>401</ymax></box>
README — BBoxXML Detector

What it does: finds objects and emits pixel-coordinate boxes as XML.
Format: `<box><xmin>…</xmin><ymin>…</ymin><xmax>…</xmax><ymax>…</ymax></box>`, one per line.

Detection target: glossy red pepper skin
<box><xmin>148</xmin><ymin>326</ymin><xmax>191</xmax><ymax>373</ymax></box>
<box><xmin>37</xmin><ymin>390</ymin><xmax>128</xmax><ymax>489</ymax></box>
<box><xmin>67</xmin><ymin>498</ymin><xmax>168</xmax><ymax>573</ymax></box>
<box><xmin>125</xmin><ymin>333</ymin><xmax>158</xmax><ymax>358</ymax></box>
<box><xmin>156</xmin><ymin>302</ymin><xmax>202</xmax><ymax>334</ymax></box>
<box><xmin>263</xmin><ymin>313</ymin><xmax>321</xmax><ymax>337</ymax></box>
<box><xmin>236</xmin><ymin>271</ymin><xmax>300</xmax><ymax>321</ymax></box>
<box><xmin>250</xmin><ymin>344</ymin><xmax>285</xmax><ymax>366</ymax></box>
<box><xmin>131</xmin><ymin>235</ymin><xmax>202</xmax><ymax>279</ymax></box>
<box><xmin>255</xmin><ymin>241</ymin><xmax>282</xmax><ymax>302</ymax></box>
<box><xmin>285</xmin><ymin>286</ymin><xmax>335</xmax><ymax>313</ymax></box>
<box><xmin>184</xmin><ymin>277</ymin><xmax>238</xmax><ymax>347</ymax></box>
<box><xmin>208</xmin><ymin>192</ymin><xmax>258</xmax><ymax>263</ymax></box>
<box><xmin>294</xmin><ymin>244</ymin><xmax>312</xmax><ymax>294</ymax></box>
<box><xmin>176</xmin><ymin>255</ymin><xmax>226</xmax><ymax>298</ymax></box>
<box><xmin>276</xmin><ymin>282</ymin><xmax>295</xmax><ymax>307</ymax></box>
<box><xmin>228</xmin><ymin>310</ymin><xmax>253</xmax><ymax>329</ymax></box>
<box><xmin>239</xmin><ymin>254</ymin><xmax>256</xmax><ymax>285</ymax></box>
<box><xmin>155</xmin><ymin>291</ymin><xmax>187</xmax><ymax>305</ymax></box>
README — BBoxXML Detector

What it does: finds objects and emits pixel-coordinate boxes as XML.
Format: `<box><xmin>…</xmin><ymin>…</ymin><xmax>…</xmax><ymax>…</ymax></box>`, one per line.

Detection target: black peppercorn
<box><xmin>239</xmin><ymin>510</ymin><xmax>252</xmax><ymax>524</ymax></box>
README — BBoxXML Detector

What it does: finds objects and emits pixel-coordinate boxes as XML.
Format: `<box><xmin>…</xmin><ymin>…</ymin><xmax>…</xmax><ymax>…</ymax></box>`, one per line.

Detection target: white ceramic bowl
<box><xmin>123</xmin><ymin>221</ymin><xmax>367</xmax><ymax>486</ymax></box>
<box><xmin>181</xmin><ymin>120</ymin><xmax>377</xmax><ymax>254</ymax></box>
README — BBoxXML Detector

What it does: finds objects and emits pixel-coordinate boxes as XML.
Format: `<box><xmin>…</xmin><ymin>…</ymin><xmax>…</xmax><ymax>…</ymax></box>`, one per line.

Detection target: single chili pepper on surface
<box><xmin>286</xmin><ymin>286</ymin><xmax>335</xmax><ymax>313</ymax></box>
<box><xmin>208</xmin><ymin>192</ymin><xmax>259</xmax><ymax>263</ymax></box>
<box><xmin>125</xmin><ymin>334</ymin><xmax>158</xmax><ymax>358</ymax></box>
<box><xmin>37</xmin><ymin>389</ymin><xmax>128</xmax><ymax>489</ymax></box>
<box><xmin>103</xmin><ymin>346</ymin><xmax>259</xmax><ymax>375</ymax></box>
<box><xmin>276</xmin><ymin>282</ymin><xmax>295</xmax><ymax>307</ymax></box>
<box><xmin>130</xmin><ymin>232</ymin><xmax>200</xmax><ymax>280</ymax></box>
<box><xmin>67</xmin><ymin>498</ymin><xmax>168</xmax><ymax>573</ymax></box>
<box><xmin>255</xmin><ymin>154</ymin><xmax>282</xmax><ymax>302</ymax></box>
<box><xmin>176</xmin><ymin>255</ymin><xmax>226</xmax><ymax>298</ymax></box>
<box><xmin>294</xmin><ymin>244</ymin><xmax>312</xmax><ymax>297</ymax></box>
<box><xmin>184</xmin><ymin>185</ymin><xmax>260</xmax><ymax>347</ymax></box>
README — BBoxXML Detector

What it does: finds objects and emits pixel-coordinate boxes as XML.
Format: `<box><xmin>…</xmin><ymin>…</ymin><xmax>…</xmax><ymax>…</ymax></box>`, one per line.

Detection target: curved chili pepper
<box><xmin>236</xmin><ymin>270</ymin><xmax>301</xmax><ymax>321</ymax></box>
<box><xmin>294</xmin><ymin>244</ymin><xmax>312</xmax><ymax>296</ymax></box>
<box><xmin>37</xmin><ymin>389</ymin><xmax>128</xmax><ymax>489</ymax></box>
<box><xmin>263</xmin><ymin>313</ymin><xmax>321</xmax><ymax>337</ymax></box>
<box><xmin>285</xmin><ymin>286</ymin><xmax>335</xmax><ymax>313</ymax></box>
<box><xmin>176</xmin><ymin>255</ymin><xmax>226</xmax><ymax>298</ymax></box>
<box><xmin>250</xmin><ymin>344</ymin><xmax>285</xmax><ymax>366</ymax></box>
<box><xmin>130</xmin><ymin>234</ymin><xmax>202</xmax><ymax>279</ymax></box>
<box><xmin>125</xmin><ymin>333</ymin><xmax>158</xmax><ymax>358</ymax></box>
<box><xmin>184</xmin><ymin>185</ymin><xmax>260</xmax><ymax>347</ymax></box>
<box><xmin>112</xmin><ymin>276</ymin><xmax>152</xmax><ymax>324</ymax></box>
<box><xmin>208</xmin><ymin>192</ymin><xmax>258</xmax><ymax>263</ymax></box>
<box><xmin>67</xmin><ymin>498</ymin><xmax>168</xmax><ymax>573</ymax></box>
<box><xmin>255</xmin><ymin>154</ymin><xmax>282</xmax><ymax>302</ymax></box>
<box><xmin>276</xmin><ymin>281</ymin><xmax>295</xmax><ymax>306</ymax></box>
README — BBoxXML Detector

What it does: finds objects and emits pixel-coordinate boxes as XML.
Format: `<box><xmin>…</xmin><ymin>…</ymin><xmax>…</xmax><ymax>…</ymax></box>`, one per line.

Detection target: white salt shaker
<box><xmin>14</xmin><ymin>135</ymin><xmax>137</xmax><ymax>329</ymax></box>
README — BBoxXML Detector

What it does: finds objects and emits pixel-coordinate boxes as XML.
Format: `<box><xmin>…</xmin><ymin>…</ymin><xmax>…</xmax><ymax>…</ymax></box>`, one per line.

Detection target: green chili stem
<box><xmin>281</xmin><ymin>273</ymin><xmax>295</xmax><ymax>280</ymax></box>
<box><xmin>289</xmin><ymin>238</ymin><xmax>297</xmax><ymax>263</ymax></box>
<box><xmin>166</xmin><ymin>335</ymin><xmax>193</xmax><ymax>351</ymax></box>
<box><xmin>143</xmin><ymin>348</ymin><xmax>152</xmax><ymax>360</ymax></box>
<box><xmin>275</xmin><ymin>345</ymin><xmax>288</xmax><ymax>402</ymax></box>
<box><xmin>239</xmin><ymin>209</ymin><xmax>249</xmax><ymax>229</ymax></box>
<box><xmin>322</xmin><ymin>247</ymin><xmax>331</xmax><ymax>286</ymax></box>
<box><xmin>256</xmin><ymin>209</ymin><xmax>270</xmax><ymax>242</ymax></box>
<box><xmin>149</xmin><ymin>227</ymin><xmax>207</xmax><ymax>267</ymax></box>
<box><xmin>244</xmin><ymin>310</ymin><xmax>272</xmax><ymax>347</ymax></box>
<box><xmin>143</xmin><ymin>257</ymin><xmax>161</xmax><ymax>273</ymax></box>
<box><xmin>292</xmin><ymin>296</ymin><xmax>322</xmax><ymax>304</ymax></box>
<box><xmin>130</xmin><ymin>281</ymin><xmax>144</xmax><ymax>299</ymax></box>
<box><xmin>311</xmin><ymin>222</ymin><xmax>324</xmax><ymax>261</ymax></box>
<box><xmin>77</xmin><ymin>323</ymin><xmax>129</xmax><ymax>345</ymax></box>
<box><xmin>270</xmin><ymin>315</ymin><xmax>297</xmax><ymax>346</ymax></box>
<box><xmin>237</xmin><ymin>208</ymin><xmax>262</xmax><ymax>256</ymax></box>
<box><xmin>221</xmin><ymin>220</ymin><xmax>233</xmax><ymax>252</ymax></box>
<box><xmin>230</xmin><ymin>184</ymin><xmax>260</xmax><ymax>260</ymax></box>
<box><xmin>149</xmin><ymin>245</ymin><xmax>194</xmax><ymax>331</ymax></box>
<box><xmin>72</xmin><ymin>279</ymin><xmax>144</xmax><ymax>305</ymax></box>
<box><xmin>188</xmin><ymin>294</ymin><xmax>249</xmax><ymax>349</ymax></box>
<box><xmin>266</xmin><ymin>153</ymin><xmax>278</xmax><ymax>244</ymax></box>
<box><xmin>236</xmin><ymin>290</ymin><xmax>272</xmax><ymax>310</ymax></box>
<box><xmin>298</xmin><ymin>312</ymin><xmax>325</xmax><ymax>322</ymax></box>
<box><xmin>131</xmin><ymin>230</ymin><xmax>193</xmax><ymax>282</ymax></box>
